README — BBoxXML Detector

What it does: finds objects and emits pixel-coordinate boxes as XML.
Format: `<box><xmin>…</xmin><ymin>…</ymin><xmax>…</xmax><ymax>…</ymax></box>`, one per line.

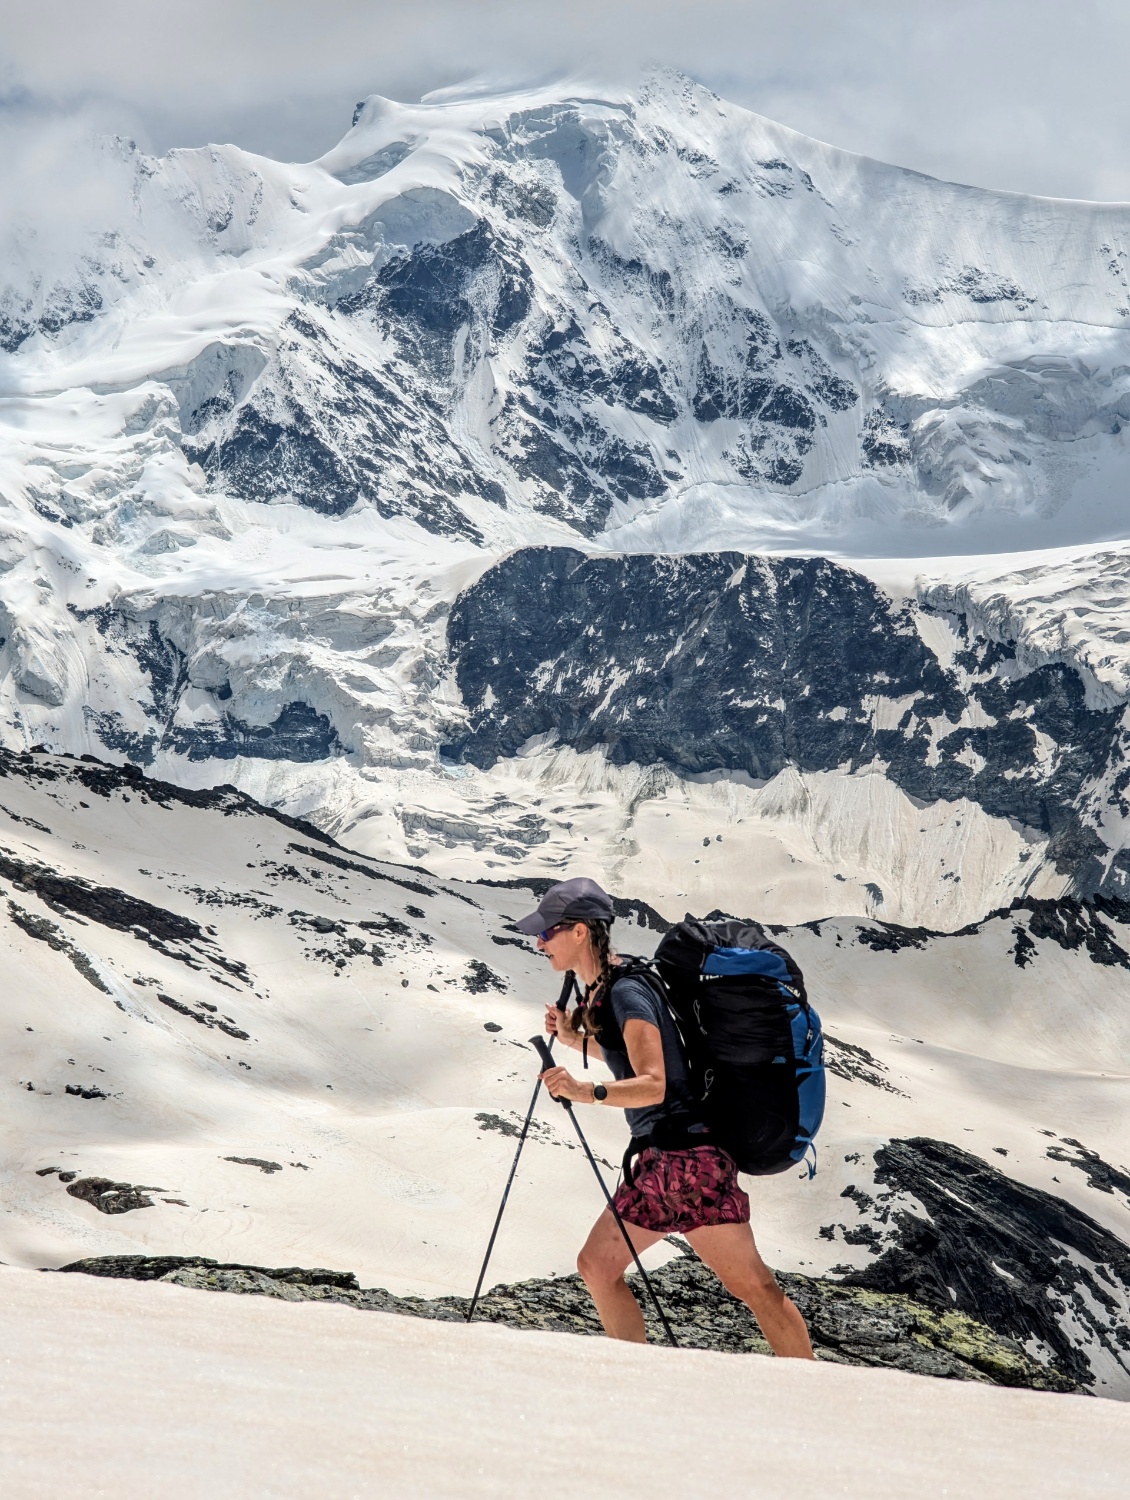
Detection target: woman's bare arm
<box><xmin>540</xmin><ymin>1017</ymin><xmax>665</xmax><ymax>1106</ymax></box>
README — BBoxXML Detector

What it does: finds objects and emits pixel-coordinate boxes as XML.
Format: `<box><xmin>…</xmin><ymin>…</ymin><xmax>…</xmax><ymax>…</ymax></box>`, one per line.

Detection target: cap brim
<box><xmin>513</xmin><ymin>911</ymin><xmax>547</xmax><ymax>935</ymax></box>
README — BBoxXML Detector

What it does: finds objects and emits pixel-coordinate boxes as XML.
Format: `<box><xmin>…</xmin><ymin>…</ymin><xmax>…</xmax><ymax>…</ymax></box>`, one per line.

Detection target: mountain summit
<box><xmin>2</xmin><ymin>73</ymin><xmax>1130</xmax><ymax>924</ymax></box>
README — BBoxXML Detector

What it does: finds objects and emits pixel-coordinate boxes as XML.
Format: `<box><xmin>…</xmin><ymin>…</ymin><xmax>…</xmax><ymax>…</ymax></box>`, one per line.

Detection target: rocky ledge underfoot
<box><xmin>56</xmin><ymin>1248</ymin><xmax>1076</xmax><ymax>1394</ymax></box>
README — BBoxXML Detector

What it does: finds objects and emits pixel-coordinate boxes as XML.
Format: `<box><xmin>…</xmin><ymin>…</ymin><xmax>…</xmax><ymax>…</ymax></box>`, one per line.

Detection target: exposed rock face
<box><xmin>446</xmin><ymin>548</ymin><xmax>1126</xmax><ymax>894</ymax></box>
<box><xmin>0</xmin><ymin>841</ymin><xmax>252</xmax><ymax>987</ymax></box>
<box><xmin>841</xmin><ymin>1138</ymin><xmax>1130</xmax><ymax>1392</ymax></box>
<box><xmin>1045</xmin><ymin>1139</ymin><xmax>1130</xmax><ymax>1199</ymax></box>
<box><xmin>70</xmin><ymin>602</ymin><xmax>346</xmax><ymax>770</ymax></box>
<box><xmin>56</xmin><ymin>1249</ymin><xmax>1076</xmax><ymax>1394</ymax></box>
<box><xmin>0</xmin><ymin>746</ymin><xmax>337</xmax><ymax>847</ymax></box>
<box><xmin>5</xmin><ymin>900</ymin><xmax>113</xmax><ymax>993</ymax></box>
<box><xmin>850</xmin><ymin>892</ymin><xmax>1130</xmax><ymax>972</ymax></box>
<box><xmin>185</xmin><ymin>306</ymin><xmax>507</xmax><ymax>538</ymax></box>
<box><xmin>64</xmin><ymin>1179</ymin><xmax>157</xmax><ymax>1214</ymax></box>
<box><xmin>60</xmin><ymin>1255</ymin><xmax>359</xmax><ymax>1287</ymax></box>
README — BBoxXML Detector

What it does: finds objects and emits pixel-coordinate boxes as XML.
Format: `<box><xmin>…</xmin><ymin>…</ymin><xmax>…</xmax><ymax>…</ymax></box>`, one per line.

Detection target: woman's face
<box><xmin>535</xmin><ymin>921</ymin><xmax>589</xmax><ymax>971</ymax></box>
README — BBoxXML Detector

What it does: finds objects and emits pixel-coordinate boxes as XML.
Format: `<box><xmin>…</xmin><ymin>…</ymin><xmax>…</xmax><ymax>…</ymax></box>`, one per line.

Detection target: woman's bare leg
<box><xmin>576</xmin><ymin>1208</ymin><xmax>666</xmax><ymax>1342</ymax></box>
<box><xmin>686</xmin><ymin>1221</ymin><xmax>814</xmax><ymax>1358</ymax></box>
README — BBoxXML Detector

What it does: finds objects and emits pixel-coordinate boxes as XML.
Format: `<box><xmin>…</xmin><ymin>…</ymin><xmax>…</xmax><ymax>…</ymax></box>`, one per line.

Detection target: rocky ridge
<box><xmin>56</xmin><ymin>1246</ymin><xmax>1077</xmax><ymax>1395</ymax></box>
<box><xmin>834</xmin><ymin>1138</ymin><xmax>1130</xmax><ymax>1393</ymax></box>
<box><xmin>446</xmin><ymin>548</ymin><xmax>1130</xmax><ymax>900</ymax></box>
<box><xmin>58</xmin><ymin>1130</ymin><xmax>1130</xmax><ymax>1396</ymax></box>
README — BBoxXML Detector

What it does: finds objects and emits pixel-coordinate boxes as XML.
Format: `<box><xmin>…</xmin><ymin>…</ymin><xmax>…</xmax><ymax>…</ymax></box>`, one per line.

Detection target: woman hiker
<box><xmin>514</xmin><ymin>876</ymin><xmax>814</xmax><ymax>1358</ymax></box>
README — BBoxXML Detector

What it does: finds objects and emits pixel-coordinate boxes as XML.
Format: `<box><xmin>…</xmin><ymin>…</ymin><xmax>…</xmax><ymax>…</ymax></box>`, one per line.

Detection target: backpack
<box><xmin>644</xmin><ymin>916</ymin><xmax>825</xmax><ymax>1177</ymax></box>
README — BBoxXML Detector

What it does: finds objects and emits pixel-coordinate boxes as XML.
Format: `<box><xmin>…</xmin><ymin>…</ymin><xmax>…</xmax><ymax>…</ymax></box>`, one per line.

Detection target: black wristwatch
<box><xmin>592</xmin><ymin>1082</ymin><xmax>608</xmax><ymax>1103</ymax></box>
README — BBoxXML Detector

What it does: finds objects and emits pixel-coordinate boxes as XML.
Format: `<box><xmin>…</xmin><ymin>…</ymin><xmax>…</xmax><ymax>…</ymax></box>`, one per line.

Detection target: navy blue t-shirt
<box><xmin>597</xmin><ymin>972</ymin><xmax>695</xmax><ymax>1139</ymax></box>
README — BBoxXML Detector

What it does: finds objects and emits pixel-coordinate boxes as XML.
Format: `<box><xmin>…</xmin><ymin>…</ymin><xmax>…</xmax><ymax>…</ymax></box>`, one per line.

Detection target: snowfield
<box><xmin>0</xmin><ymin>1264</ymin><xmax>1126</xmax><ymax>1500</ymax></box>
<box><xmin>1</xmin><ymin>749</ymin><xmax>1128</xmax><ymax>1397</ymax></box>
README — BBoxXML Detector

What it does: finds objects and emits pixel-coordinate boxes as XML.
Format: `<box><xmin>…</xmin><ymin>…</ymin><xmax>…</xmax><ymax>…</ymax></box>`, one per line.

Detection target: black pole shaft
<box><xmin>560</xmin><ymin>1098</ymin><xmax>680</xmax><ymax>1349</ymax></box>
<box><xmin>529</xmin><ymin>1035</ymin><xmax>679</xmax><ymax>1349</ymax></box>
<box><xmin>466</xmin><ymin>1037</ymin><xmax>554</xmax><ymax>1324</ymax></box>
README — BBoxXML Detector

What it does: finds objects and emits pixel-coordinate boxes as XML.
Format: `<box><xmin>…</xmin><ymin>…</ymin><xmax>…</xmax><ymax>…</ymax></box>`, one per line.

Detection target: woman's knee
<box><xmin>723</xmin><ymin>1265</ymin><xmax>782</xmax><ymax>1308</ymax></box>
<box><xmin>577</xmin><ymin>1243</ymin><xmax>621</xmax><ymax>1289</ymax></box>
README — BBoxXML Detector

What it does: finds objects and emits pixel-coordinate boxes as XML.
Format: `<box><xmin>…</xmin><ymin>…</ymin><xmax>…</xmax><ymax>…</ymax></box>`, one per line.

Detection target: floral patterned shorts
<box><xmin>612</xmin><ymin>1144</ymin><xmax>750</xmax><ymax>1235</ymax></box>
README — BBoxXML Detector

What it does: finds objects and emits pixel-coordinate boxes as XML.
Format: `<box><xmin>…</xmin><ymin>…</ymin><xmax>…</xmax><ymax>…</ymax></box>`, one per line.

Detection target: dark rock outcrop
<box><xmin>842</xmin><ymin>1138</ymin><xmax>1130</xmax><ymax>1391</ymax></box>
<box><xmin>5</xmin><ymin>900</ymin><xmax>112</xmax><ymax>993</ymax></box>
<box><xmin>445</xmin><ymin>548</ymin><xmax>1124</xmax><ymax>894</ymax></box>
<box><xmin>0</xmin><ymin>847</ymin><xmax>203</xmax><ymax>945</ymax></box>
<box><xmin>65</xmin><ymin>1180</ymin><xmax>158</xmax><ymax>1214</ymax></box>
<box><xmin>167</xmin><ymin>700</ymin><xmax>342</xmax><ymax>764</ymax></box>
<box><xmin>0</xmin><ymin>746</ymin><xmax>338</xmax><ymax>847</ymax></box>
<box><xmin>59</xmin><ymin>1255</ymin><xmax>358</xmax><ymax>1288</ymax></box>
<box><xmin>0</xmin><ymin>842</ymin><xmax>251</xmax><ymax>984</ymax></box>
<box><xmin>1044</xmin><ymin>1139</ymin><xmax>1130</xmax><ymax>1200</ymax></box>
<box><xmin>54</xmin><ymin>1248</ymin><xmax>1076</xmax><ymax>1393</ymax></box>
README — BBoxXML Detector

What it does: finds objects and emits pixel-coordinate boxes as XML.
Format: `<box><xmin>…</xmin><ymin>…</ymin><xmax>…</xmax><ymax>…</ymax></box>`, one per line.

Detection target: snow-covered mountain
<box><xmin>4</xmin><ymin>73</ymin><xmax>1130</xmax><ymax>1411</ymax></box>
<box><xmin>2</xmin><ymin>748</ymin><xmax>1128</xmax><ymax>1394</ymax></box>
<box><xmin>3</xmin><ymin>72</ymin><xmax>1130</xmax><ymax>925</ymax></box>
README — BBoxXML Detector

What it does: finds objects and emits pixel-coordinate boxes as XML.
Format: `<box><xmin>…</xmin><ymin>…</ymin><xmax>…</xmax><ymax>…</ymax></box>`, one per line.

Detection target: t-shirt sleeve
<box><xmin>609</xmin><ymin>975</ymin><xmax>662</xmax><ymax>1032</ymax></box>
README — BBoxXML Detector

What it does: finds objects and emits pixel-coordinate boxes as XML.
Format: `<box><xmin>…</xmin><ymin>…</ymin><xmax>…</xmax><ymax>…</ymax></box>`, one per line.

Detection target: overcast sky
<box><xmin>2</xmin><ymin>0</ymin><xmax>1128</xmax><ymax>201</ymax></box>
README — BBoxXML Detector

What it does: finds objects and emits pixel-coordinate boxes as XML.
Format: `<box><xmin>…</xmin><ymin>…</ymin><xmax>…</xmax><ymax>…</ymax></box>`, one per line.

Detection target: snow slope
<box><xmin>1</xmin><ymin>1265</ymin><xmax>1127</xmax><ymax>1500</ymax></box>
<box><xmin>2</xmin><ymin>73</ymin><xmax>1130</xmax><ymax>918</ymax></box>
<box><xmin>2</xmin><ymin>749</ymin><xmax>1128</xmax><ymax>1393</ymax></box>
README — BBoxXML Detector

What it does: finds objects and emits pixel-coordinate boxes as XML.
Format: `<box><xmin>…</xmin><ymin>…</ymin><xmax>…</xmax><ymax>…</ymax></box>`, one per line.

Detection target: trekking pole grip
<box><xmin>529</xmin><ymin>1034</ymin><xmax>573</xmax><ymax>1111</ymax></box>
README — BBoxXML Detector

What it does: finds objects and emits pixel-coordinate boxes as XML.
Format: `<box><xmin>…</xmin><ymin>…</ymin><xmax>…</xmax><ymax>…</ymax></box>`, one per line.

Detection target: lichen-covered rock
<box><xmin>58</xmin><ymin>1254</ymin><xmax>359</xmax><ymax>1290</ymax></box>
<box><xmin>841</xmin><ymin>1137</ymin><xmax>1130</xmax><ymax>1390</ymax></box>
<box><xmin>161</xmin><ymin>1267</ymin><xmax>309</xmax><ymax>1300</ymax></box>
<box><xmin>458</xmin><ymin>1257</ymin><xmax>1075</xmax><ymax>1393</ymax></box>
<box><xmin>55</xmin><ymin>1249</ymin><xmax>1078</xmax><ymax>1393</ymax></box>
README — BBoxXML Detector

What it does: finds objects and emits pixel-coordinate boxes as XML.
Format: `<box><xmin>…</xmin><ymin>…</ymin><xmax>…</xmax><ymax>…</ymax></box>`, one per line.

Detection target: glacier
<box><xmin>2</xmin><ymin>70</ymin><xmax>1130</xmax><ymax>927</ymax></box>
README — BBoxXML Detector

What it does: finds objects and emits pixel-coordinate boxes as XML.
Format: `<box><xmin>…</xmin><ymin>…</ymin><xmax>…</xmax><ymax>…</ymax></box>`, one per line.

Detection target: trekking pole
<box><xmin>465</xmin><ymin>1037</ymin><xmax>554</xmax><ymax>1324</ymax></box>
<box><xmin>529</xmin><ymin>1034</ymin><xmax>680</xmax><ymax>1349</ymax></box>
<box><xmin>466</xmin><ymin>973</ymin><xmax>580</xmax><ymax>1324</ymax></box>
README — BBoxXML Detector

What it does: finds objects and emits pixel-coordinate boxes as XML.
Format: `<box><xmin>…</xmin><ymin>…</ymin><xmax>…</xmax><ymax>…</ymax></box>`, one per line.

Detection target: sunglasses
<box><xmin>536</xmin><ymin>922</ymin><xmax>573</xmax><ymax>942</ymax></box>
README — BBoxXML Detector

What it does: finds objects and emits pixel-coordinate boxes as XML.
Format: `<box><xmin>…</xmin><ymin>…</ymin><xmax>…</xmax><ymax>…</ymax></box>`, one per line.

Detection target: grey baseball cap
<box><xmin>513</xmin><ymin>877</ymin><xmax>615</xmax><ymax>935</ymax></box>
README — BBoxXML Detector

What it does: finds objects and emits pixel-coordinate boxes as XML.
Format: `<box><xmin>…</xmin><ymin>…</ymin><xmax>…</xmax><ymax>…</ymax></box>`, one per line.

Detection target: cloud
<box><xmin>0</xmin><ymin>98</ymin><xmax>149</xmax><ymax>285</ymax></box>
<box><xmin>1</xmin><ymin>0</ymin><xmax>1128</xmax><ymax>200</ymax></box>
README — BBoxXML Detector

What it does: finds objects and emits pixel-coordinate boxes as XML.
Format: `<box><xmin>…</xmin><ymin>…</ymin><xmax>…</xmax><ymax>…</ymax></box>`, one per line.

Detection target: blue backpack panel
<box><xmin>654</xmin><ymin>917</ymin><xmax>826</xmax><ymax>1176</ymax></box>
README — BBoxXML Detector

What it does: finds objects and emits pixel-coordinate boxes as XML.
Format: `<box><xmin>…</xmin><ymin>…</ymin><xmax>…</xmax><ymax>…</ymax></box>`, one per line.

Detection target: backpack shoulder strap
<box><xmin>585</xmin><ymin>956</ymin><xmax>662</xmax><ymax>1052</ymax></box>
<box><xmin>611</xmin><ymin>954</ymin><xmax>666</xmax><ymax>992</ymax></box>
<box><xmin>609</xmin><ymin>956</ymin><xmax>676</xmax><ymax>1016</ymax></box>
<box><xmin>610</xmin><ymin>956</ymin><xmax>696</xmax><ymax>1060</ymax></box>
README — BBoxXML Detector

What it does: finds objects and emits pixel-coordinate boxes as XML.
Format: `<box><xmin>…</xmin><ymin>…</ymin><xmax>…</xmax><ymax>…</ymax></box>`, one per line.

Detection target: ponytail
<box><xmin>569</xmin><ymin>919</ymin><xmax>614</xmax><ymax>1038</ymax></box>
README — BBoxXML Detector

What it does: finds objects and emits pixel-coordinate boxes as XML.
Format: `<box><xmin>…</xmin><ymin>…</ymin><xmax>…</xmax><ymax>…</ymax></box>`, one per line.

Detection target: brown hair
<box><xmin>568</xmin><ymin>919</ymin><xmax>614</xmax><ymax>1038</ymax></box>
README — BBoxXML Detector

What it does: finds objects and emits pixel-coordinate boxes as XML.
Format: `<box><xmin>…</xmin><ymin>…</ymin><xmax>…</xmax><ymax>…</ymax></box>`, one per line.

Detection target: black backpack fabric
<box><xmin>649</xmin><ymin>917</ymin><xmax>826</xmax><ymax>1177</ymax></box>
